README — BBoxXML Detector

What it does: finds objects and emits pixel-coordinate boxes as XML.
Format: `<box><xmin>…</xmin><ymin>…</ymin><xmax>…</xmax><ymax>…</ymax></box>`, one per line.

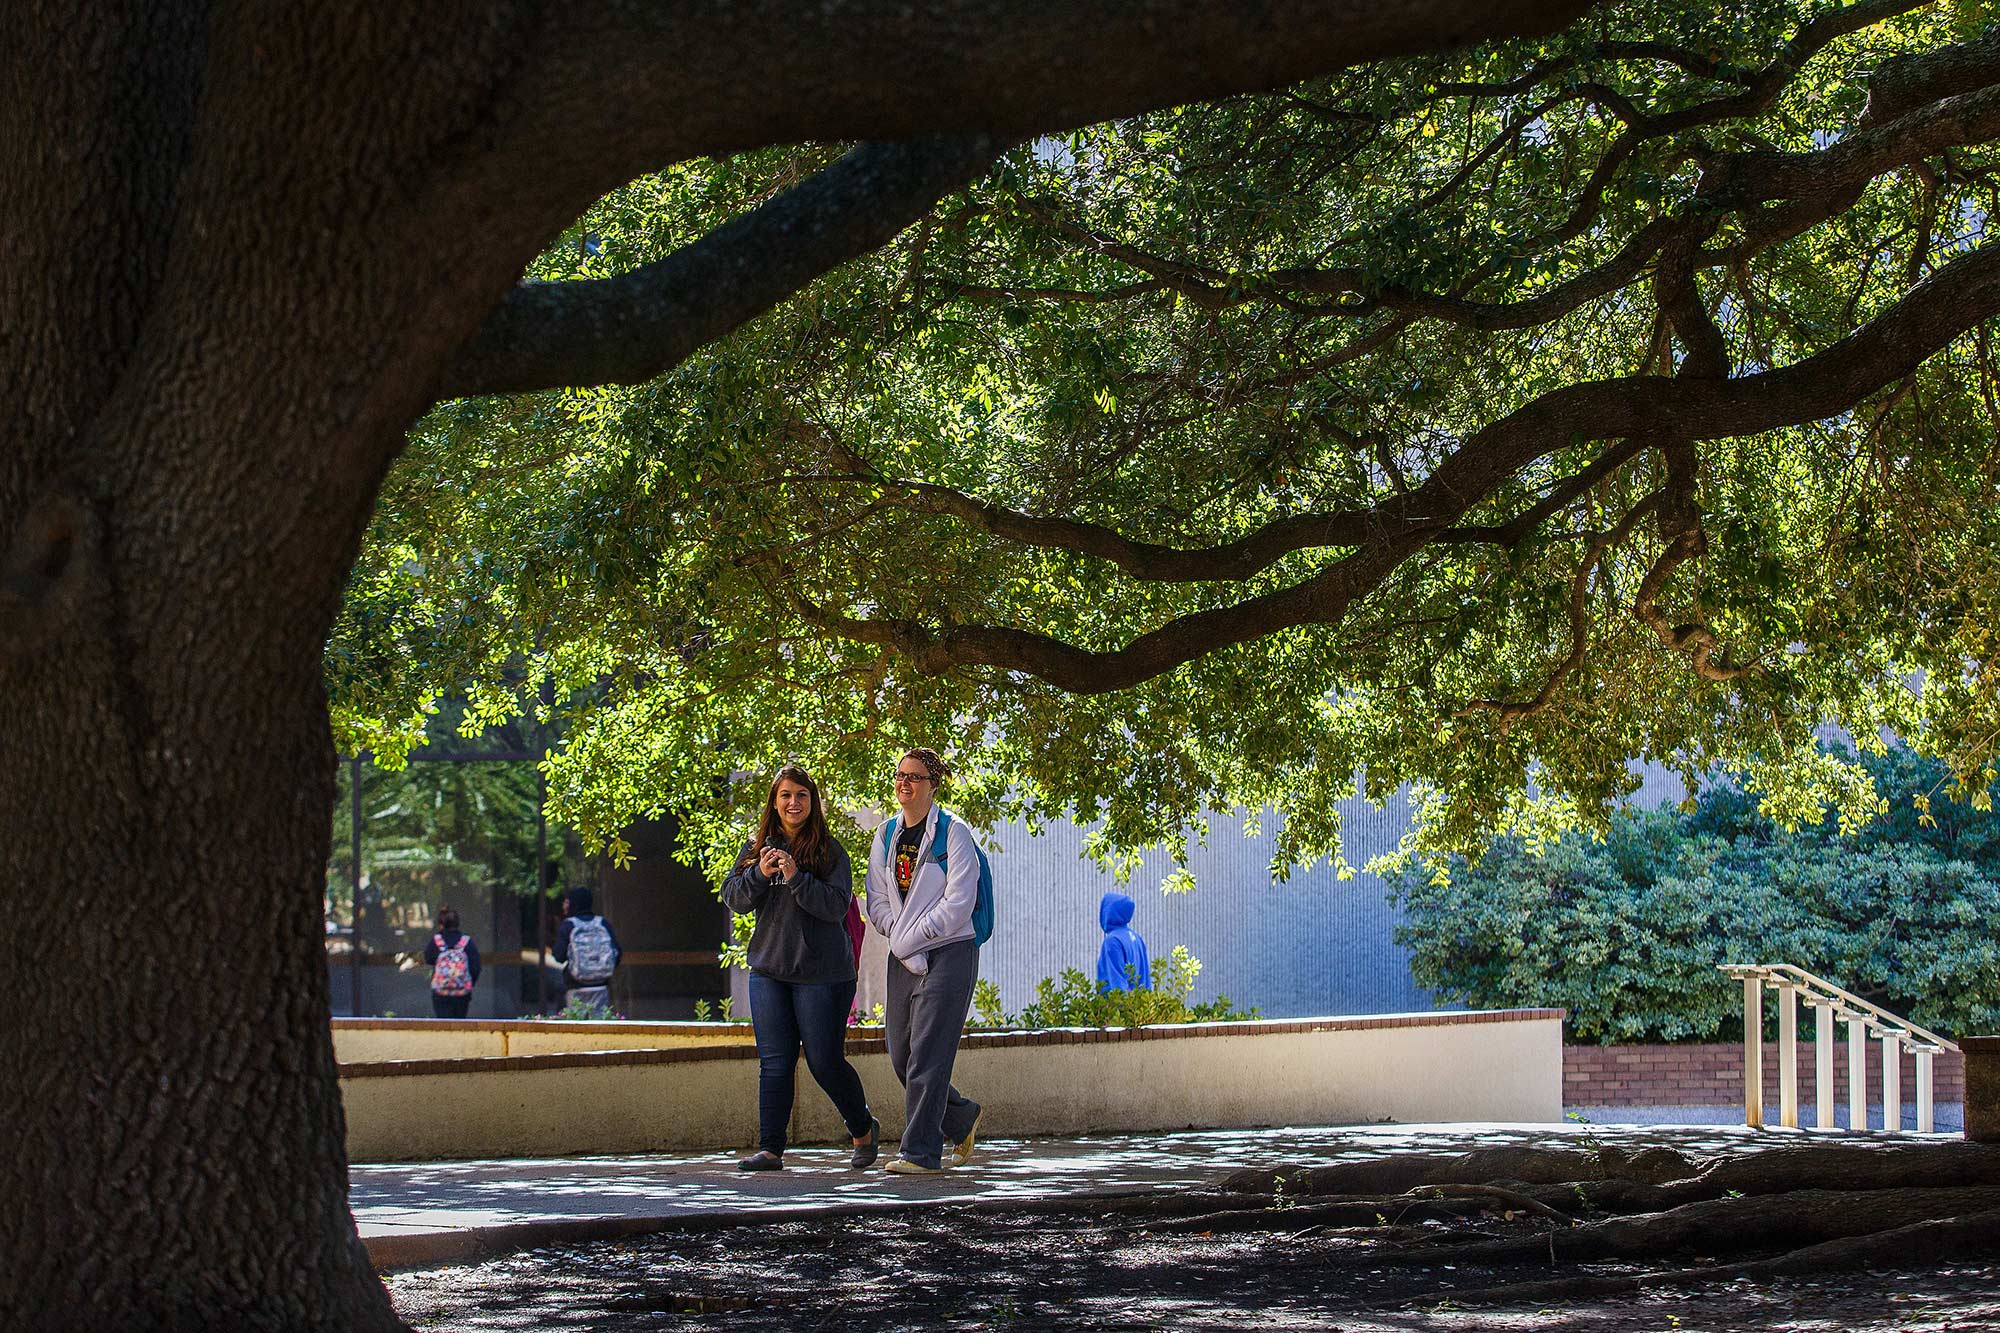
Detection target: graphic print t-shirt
<box><xmin>894</xmin><ymin>821</ymin><xmax>925</xmax><ymax>896</ymax></box>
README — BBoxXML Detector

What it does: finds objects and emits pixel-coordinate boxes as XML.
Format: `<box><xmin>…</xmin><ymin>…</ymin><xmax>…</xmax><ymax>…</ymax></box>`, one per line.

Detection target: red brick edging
<box><xmin>1565</xmin><ymin>1041</ymin><xmax>1966</xmax><ymax>1106</ymax></box>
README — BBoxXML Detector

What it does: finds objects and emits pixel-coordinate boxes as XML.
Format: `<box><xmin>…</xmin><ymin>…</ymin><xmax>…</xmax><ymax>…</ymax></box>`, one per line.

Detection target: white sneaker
<box><xmin>949</xmin><ymin>1110</ymin><xmax>984</xmax><ymax>1167</ymax></box>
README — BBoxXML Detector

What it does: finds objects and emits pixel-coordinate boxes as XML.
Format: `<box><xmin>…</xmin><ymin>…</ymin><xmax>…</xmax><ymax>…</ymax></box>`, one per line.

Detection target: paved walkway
<box><xmin>356</xmin><ymin>1120</ymin><xmax>1893</xmax><ymax>1268</ymax></box>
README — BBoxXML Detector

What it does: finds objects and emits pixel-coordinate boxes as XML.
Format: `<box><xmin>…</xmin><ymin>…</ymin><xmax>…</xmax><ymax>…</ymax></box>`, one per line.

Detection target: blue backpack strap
<box><xmin>932</xmin><ymin>808</ymin><xmax>953</xmax><ymax>865</ymax></box>
<box><xmin>878</xmin><ymin>815</ymin><xmax>900</xmax><ymax>869</ymax></box>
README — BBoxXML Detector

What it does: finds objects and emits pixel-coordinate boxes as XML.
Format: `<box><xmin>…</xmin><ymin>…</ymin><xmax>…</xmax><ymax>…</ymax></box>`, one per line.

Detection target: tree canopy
<box><xmin>332</xmin><ymin>0</ymin><xmax>2000</xmax><ymax>887</ymax></box>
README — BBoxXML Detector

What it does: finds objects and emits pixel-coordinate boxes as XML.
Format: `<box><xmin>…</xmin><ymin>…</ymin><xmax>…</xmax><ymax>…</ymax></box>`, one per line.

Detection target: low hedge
<box><xmin>1389</xmin><ymin>749</ymin><xmax>2000</xmax><ymax>1043</ymax></box>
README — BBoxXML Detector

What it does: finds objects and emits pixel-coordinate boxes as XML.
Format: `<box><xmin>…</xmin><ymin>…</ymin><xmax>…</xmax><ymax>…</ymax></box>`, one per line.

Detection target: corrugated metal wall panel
<box><xmin>974</xmin><ymin>788</ymin><xmax>1431</xmax><ymax>1019</ymax></box>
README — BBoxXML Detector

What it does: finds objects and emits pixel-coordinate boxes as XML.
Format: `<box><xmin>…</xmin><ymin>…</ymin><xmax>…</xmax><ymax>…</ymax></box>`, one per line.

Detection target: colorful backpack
<box><xmin>567</xmin><ymin>916</ymin><xmax>618</xmax><ymax>982</ymax></box>
<box><xmin>878</xmin><ymin>808</ymin><xmax>994</xmax><ymax>946</ymax></box>
<box><xmin>430</xmin><ymin>934</ymin><xmax>473</xmax><ymax>996</ymax></box>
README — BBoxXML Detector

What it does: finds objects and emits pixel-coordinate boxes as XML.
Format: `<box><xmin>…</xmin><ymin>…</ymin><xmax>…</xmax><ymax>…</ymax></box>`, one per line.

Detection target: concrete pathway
<box><xmin>356</xmin><ymin>1120</ymin><xmax>1914</xmax><ymax>1268</ymax></box>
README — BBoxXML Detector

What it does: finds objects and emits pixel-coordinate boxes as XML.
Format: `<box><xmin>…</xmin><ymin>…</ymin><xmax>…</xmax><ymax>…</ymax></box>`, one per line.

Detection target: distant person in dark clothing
<box><xmin>722</xmin><ymin>764</ymin><xmax>878</xmax><ymax>1171</ymax></box>
<box><xmin>552</xmin><ymin>887</ymin><xmax>620</xmax><ymax>1014</ymax></box>
<box><xmin>424</xmin><ymin>905</ymin><xmax>481</xmax><ymax>1018</ymax></box>
<box><xmin>1095</xmin><ymin>891</ymin><xmax>1151</xmax><ymax>992</ymax></box>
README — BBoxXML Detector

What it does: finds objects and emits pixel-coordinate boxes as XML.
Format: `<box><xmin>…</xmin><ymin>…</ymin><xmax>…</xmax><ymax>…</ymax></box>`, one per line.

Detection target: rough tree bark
<box><xmin>0</xmin><ymin>2</ymin><xmax>1589</xmax><ymax>1327</ymax></box>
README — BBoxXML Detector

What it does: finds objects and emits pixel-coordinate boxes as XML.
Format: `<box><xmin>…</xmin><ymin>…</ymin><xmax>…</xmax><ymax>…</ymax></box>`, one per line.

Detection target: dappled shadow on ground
<box><xmin>356</xmin><ymin>1123</ymin><xmax>1816</xmax><ymax>1237</ymax></box>
<box><xmin>377</xmin><ymin>1126</ymin><xmax>1996</xmax><ymax>1329</ymax></box>
<box><xmin>387</xmin><ymin>1206</ymin><xmax>2000</xmax><ymax>1332</ymax></box>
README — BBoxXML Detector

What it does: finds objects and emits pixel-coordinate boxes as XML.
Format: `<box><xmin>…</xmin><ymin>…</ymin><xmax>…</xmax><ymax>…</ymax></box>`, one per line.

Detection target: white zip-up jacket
<box><xmin>865</xmin><ymin>805</ymin><xmax>980</xmax><ymax>972</ymax></box>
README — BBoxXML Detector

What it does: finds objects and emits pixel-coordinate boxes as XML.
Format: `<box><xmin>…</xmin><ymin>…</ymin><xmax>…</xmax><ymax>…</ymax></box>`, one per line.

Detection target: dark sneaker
<box><xmin>949</xmin><ymin>1109</ymin><xmax>984</xmax><ymax>1167</ymax></box>
<box><xmin>736</xmin><ymin>1150</ymin><xmax>783</xmax><ymax>1171</ymax></box>
<box><xmin>885</xmin><ymin>1157</ymin><xmax>943</xmax><ymax>1175</ymax></box>
<box><xmin>850</xmin><ymin>1117</ymin><xmax>881</xmax><ymax>1171</ymax></box>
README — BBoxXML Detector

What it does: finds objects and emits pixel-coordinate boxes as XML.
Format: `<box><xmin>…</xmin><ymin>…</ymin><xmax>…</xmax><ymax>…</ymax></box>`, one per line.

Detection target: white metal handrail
<box><xmin>1719</xmin><ymin>962</ymin><xmax>1958</xmax><ymax>1134</ymax></box>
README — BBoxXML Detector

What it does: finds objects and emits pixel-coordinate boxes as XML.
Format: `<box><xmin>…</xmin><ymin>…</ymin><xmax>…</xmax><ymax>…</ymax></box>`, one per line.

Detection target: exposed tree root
<box><xmin>1397</xmin><ymin>1205</ymin><xmax>2000</xmax><ymax>1309</ymax></box>
<box><xmin>1222</xmin><ymin>1141</ymin><xmax>2000</xmax><ymax>1215</ymax></box>
<box><xmin>1146</xmin><ymin>1195</ymin><xmax>1482</xmax><ymax>1234</ymax></box>
<box><xmin>1407</xmin><ymin>1182</ymin><xmax>1577</xmax><ymax>1224</ymax></box>
<box><xmin>1199</xmin><ymin>1138</ymin><xmax>2000</xmax><ymax>1314</ymax></box>
<box><xmin>1282</xmin><ymin>1223</ymin><xmax>1485</xmax><ymax>1245</ymax></box>
<box><xmin>1646</xmin><ymin>1140</ymin><xmax>2000</xmax><ymax>1203</ymax></box>
<box><xmin>994</xmin><ymin>1190</ymin><xmax>1264</xmax><ymax>1222</ymax></box>
<box><xmin>1141</xmin><ymin>1181</ymin><xmax>1579</xmax><ymax>1236</ymax></box>
<box><xmin>1218</xmin><ymin>1143</ymin><xmax>1704</xmax><ymax>1198</ymax></box>
<box><xmin>1379</xmin><ymin>1186</ymin><xmax>2000</xmax><ymax>1267</ymax></box>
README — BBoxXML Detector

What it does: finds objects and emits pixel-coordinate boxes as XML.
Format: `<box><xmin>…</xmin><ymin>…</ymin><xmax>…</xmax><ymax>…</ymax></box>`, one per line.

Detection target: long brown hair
<box><xmin>742</xmin><ymin>764</ymin><xmax>833</xmax><ymax>875</ymax></box>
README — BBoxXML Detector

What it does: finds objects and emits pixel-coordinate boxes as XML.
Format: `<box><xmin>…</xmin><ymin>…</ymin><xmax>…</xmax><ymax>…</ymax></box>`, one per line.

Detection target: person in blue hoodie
<box><xmin>1095</xmin><ymin>891</ymin><xmax>1151</xmax><ymax>992</ymax></box>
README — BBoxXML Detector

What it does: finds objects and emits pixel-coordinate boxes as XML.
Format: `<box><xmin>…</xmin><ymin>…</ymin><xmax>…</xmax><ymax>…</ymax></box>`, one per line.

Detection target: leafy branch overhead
<box><xmin>337</xmin><ymin>1</ymin><xmax>2000</xmax><ymax>882</ymax></box>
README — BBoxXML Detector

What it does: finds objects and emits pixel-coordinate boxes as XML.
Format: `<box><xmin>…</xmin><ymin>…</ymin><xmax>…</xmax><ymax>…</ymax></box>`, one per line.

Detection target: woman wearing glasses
<box><xmin>721</xmin><ymin>764</ymin><xmax>880</xmax><ymax>1171</ymax></box>
<box><xmin>865</xmin><ymin>747</ymin><xmax>985</xmax><ymax>1174</ymax></box>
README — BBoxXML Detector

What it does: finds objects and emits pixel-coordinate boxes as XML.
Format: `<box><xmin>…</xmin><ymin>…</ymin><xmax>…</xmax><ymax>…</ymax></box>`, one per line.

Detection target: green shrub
<box><xmin>1389</xmin><ymin>749</ymin><xmax>2000</xmax><ymax>1043</ymax></box>
<box><xmin>969</xmin><ymin>945</ymin><xmax>1258</xmax><ymax>1029</ymax></box>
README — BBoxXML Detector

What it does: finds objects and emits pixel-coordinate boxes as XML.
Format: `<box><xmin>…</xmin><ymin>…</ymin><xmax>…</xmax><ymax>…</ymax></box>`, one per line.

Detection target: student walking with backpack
<box><xmin>720</xmin><ymin>764</ymin><xmax>879</xmax><ymax>1172</ymax></box>
<box><xmin>423</xmin><ymin>905</ymin><xmax>481</xmax><ymax>1018</ymax></box>
<box><xmin>552</xmin><ymin>887</ymin><xmax>621</xmax><ymax>1015</ymax></box>
<box><xmin>865</xmin><ymin>747</ymin><xmax>990</xmax><ymax>1174</ymax></box>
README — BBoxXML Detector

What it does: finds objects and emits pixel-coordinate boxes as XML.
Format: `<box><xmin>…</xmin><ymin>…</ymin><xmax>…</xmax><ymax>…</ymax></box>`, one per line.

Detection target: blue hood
<box><xmin>1099</xmin><ymin>891</ymin><xmax>1136</xmax><ymax>933</ymax></box>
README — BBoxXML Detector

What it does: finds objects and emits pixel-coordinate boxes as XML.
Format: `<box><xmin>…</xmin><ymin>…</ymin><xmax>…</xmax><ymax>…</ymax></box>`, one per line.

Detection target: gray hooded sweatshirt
<box><xmin>863</xmin><ymin>805</ymin><xmax>980</xmax><ymax>975</ymax></box>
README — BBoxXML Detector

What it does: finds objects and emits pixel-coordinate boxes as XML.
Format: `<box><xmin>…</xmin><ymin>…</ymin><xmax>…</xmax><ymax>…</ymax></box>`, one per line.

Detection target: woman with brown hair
<box><xmin>720</xmin><ymin>764</ymin><xmax>879</xmax><ymax>1171</ymax></box>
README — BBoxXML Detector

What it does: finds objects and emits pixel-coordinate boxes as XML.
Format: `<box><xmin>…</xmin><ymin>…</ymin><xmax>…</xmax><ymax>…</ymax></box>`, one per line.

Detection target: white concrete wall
<box><xmin>340</xmin><ymin>1010</ymin><xmax>1562</xmax><ymax>1162</ymax></box>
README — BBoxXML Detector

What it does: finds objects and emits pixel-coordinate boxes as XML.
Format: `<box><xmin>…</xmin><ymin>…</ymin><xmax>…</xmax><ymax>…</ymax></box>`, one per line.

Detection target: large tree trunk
<box><xmin>0</xmin><ymin>569</ymin><xmax>403</xmax><ymax>1330</ymax></box>
<box><xmin>0</xmin><ymin>8</ymin><xmax>544</xmax><ymax>1328</ymax></box>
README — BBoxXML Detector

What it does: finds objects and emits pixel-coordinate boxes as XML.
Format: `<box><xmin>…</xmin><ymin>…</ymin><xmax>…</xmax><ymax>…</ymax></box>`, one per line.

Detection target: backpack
<box><xmin>567</xmin><ymin>916</ymin><xmax>618</xmax><ymax>982</ymax></box>
<box><xmin>878</xmin><ymin>808</ymin><xmax>993</xmax><ymax>947</ymax></box>
<box><xmin>430</xmin><ymin>933</ymin><xmax>473</xmax><ymax>996</ymax></box>
<box><xmin>842</xmin><ymin>897</ymin><xmax>866</xmax><ymax>965</ymax></box>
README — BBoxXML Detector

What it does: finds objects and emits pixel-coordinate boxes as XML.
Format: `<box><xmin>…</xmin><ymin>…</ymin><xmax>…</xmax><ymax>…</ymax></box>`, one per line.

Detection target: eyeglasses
<box><xmin>891</xmin><ymin>769</ymin><xmax>934</xmax><ymax>787</ymax></box>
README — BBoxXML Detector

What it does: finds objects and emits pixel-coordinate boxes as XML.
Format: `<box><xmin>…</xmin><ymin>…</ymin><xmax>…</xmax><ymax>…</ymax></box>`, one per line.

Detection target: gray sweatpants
<box><xmin>884</xmin><ymin>939</ymin><xmax>981</xmax><ymax>1168</ymax></box>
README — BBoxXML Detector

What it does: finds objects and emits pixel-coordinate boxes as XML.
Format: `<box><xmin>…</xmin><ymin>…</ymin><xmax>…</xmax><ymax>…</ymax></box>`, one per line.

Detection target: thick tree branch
<box><xmin>1489</xmin><ymin>0</ymin><xmax>1928</xmax><ymax>265</ymax></box>
<box><xmin>1867</xmin><ymin>24</ymin><xmax>2000</xmax><ymax>126</ymax></box>
<box><xmin>1631</xmin><ymin>520</ymin><xmax>1756</xmax><ymax>681</ymax></box>
<box><xmin>441</xmin><ymin>136</ymin><xmax>1008</xmax><ymax>398</ymax></box>
<box><xmin>1272</xmin><ymin>217</ymin><xmax>1684</xmax><ymax>329</ymax></box>
<box><xmin>796</xmin><ymin>421</ymin><xmax>1544</xmax><ymax>584</ymax></box>
<box><xmin>539</xmin><ymin>0</ymin><xmax>1597</xmax><ymax>167</ymax></box>
<box><xmin>1705</xmin><ymin>81</ymin><xmax>2000</xmax><ymax>209</ymax></box>
<box><xmin>430</xmin><ymin>0</ymin><xmax>1599</xmax><ymax>412</ymax></box>
<box><xmin>799</xmin><ymin>237</ymin><xmax>2000</xmax><ymax>693</ymax></box>
<box><xmin>805</xmin><ymin>422</ymin><xmax>1384</xmax><ymax>580</ymax></box>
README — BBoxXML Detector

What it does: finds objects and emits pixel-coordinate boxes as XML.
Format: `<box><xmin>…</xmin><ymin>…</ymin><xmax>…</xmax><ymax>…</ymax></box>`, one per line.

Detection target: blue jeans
<box><xmin>749</xmin><ymin>973</ymin><xmax>872</xmax><ymax>1155</ymax></box>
